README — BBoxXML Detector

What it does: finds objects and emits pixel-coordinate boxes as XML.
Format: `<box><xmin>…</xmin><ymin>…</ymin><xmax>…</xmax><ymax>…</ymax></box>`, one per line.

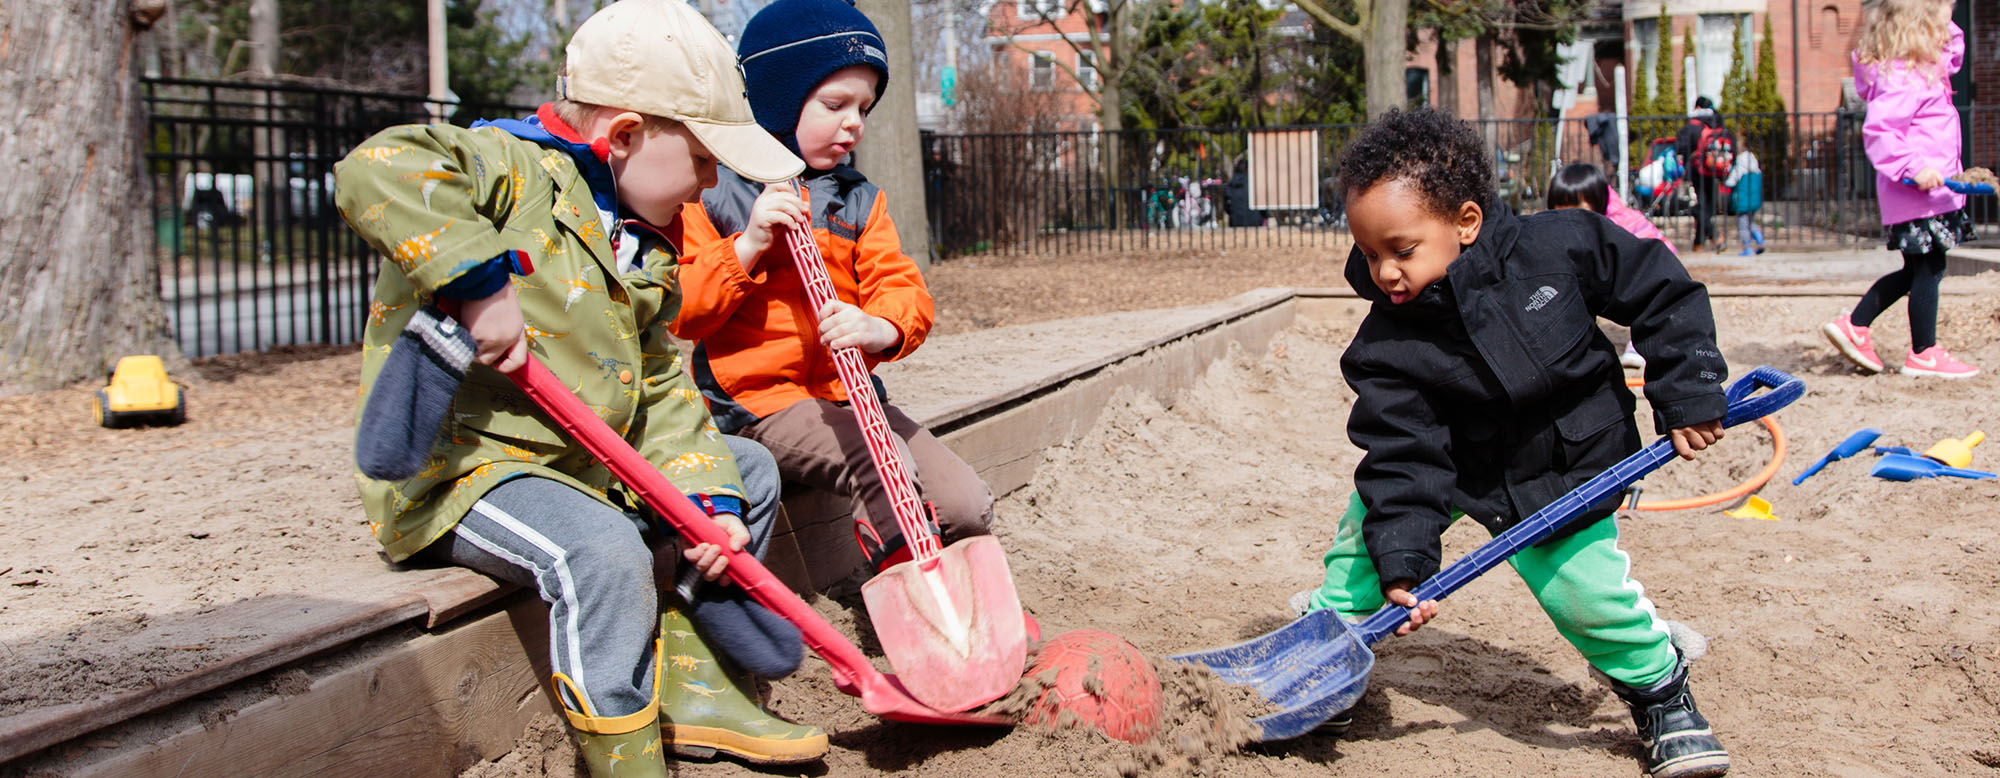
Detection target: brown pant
<box><xmin>739</xmin><ymin>398</ymin><xmax>994</xmax><ymax>555</ymax></box>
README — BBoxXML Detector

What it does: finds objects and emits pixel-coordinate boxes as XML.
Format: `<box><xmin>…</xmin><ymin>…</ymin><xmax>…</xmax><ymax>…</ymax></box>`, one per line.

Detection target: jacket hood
<box><xmin>1343</xmin><ymin>197</ymin><xmax>1522</xmax><ymax>312</ymax></box>
<box><xmin>474</xmin><ymin>104</ymin><xmax>621</xmax><ymax>223</ymax></box>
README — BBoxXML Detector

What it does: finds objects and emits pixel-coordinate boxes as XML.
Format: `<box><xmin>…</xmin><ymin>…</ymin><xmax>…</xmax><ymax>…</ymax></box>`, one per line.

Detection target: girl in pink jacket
<box><xmin>1823</xmin><ymin>0</ymin><xmax>1979</xmax><ymax>378</ymax></box>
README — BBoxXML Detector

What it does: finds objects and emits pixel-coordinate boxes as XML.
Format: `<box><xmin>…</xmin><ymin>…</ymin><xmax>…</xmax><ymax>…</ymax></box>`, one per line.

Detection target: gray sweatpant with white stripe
<box><xmin>421</xmin><ymin>435</ymin><xmax>780</xmax><ymax>719</ymax></box>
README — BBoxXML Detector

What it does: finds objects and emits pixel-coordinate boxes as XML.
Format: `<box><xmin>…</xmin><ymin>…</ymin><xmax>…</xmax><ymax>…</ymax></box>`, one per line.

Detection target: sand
<box><xmin>6</xmin><ymin>248</ymin><xmax>2000</xmax><ymax>775</ymax></box>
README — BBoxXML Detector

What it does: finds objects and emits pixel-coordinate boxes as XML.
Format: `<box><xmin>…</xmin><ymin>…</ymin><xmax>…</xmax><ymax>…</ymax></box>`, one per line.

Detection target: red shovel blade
<box><xmin>861</xmin><ymin>535</ymin><xmax>1028</xmax><ymax>712</ymax></box>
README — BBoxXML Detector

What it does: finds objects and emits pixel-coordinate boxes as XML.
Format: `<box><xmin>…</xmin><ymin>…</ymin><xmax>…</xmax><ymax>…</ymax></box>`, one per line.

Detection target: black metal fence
<box><xmin>141</xmin><ymin>76</ymin><xmax>1999</xmax><ymax>356</ymax></box>
<box><xmin>923</xmin><ymin>109</ymin><xmax>2000</xmax><ymax>257</ymax></box>
<box><xmin>145</xmin><ymin>77</ymin><xmax>533</xmax><ymax>357</ymax></box>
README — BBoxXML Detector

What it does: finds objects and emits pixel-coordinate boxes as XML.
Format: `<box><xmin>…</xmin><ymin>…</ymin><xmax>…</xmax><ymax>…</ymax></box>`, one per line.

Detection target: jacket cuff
<box><xmin>722</xmin><ymin>233</ymin><xmax>776</xmax><ymax>287</ymax></box>
<box><xmin>688</xmin><ymin>493</ymin><xmax>745</xmax><ymax>518</ymax></box>
<box><xmin>1373</xmin><ymin>550</ymin><xmax>1440</xmax><ymax>589</ymax></box>
<box><xmin>435</xmin><ymin>250</ymin><xmax>531</xmax><ymax>300</ymax></box>
<box><xmin>1651</xmin><ymin>393</ymin><xmax>1728</xmax><ymax>434</ymax></box>
<box><xmin>875</xmin><ymin>308</ymin><xmax>928</xmax><ymax>362</ymax></box>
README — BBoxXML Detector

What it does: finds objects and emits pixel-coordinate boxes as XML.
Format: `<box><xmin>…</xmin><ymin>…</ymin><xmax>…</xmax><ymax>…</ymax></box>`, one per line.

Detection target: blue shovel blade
<box><xmin>1168</xmin><ymin>608</ymin><xmax>1374</xmax><ymax>740</ymax></box>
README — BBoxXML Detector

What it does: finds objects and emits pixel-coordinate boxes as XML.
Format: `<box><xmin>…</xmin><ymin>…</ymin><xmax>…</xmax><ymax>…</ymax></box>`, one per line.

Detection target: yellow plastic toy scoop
<box><xmin>1724</xmin><ymin>495</ymin><xmax>1780</xmax><ymax>521</ymax></box>
<box><xmin>1923</xmin><ymin>431</ymin><xmax>1985</xmax><ymax>469</ymax></box>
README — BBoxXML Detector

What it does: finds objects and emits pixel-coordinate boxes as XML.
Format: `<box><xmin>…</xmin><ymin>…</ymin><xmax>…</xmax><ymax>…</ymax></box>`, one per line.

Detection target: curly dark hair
<box><xmin>1336</xmin><ymin>107</ymin><xmax>1494</xmax><ymax>219</ymax></box>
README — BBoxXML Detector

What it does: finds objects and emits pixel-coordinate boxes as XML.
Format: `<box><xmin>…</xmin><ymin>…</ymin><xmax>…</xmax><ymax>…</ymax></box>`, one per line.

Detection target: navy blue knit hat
<box><xmin>737</xmin><ymin>0</ymin><xmax>890</xmax><ymax>152</ymax></box>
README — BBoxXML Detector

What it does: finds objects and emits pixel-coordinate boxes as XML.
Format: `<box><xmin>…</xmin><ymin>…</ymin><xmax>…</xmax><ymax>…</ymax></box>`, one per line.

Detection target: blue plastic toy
<box><xmin>1870</xmin><ymin>453</ymin><xmax>1997</xmax><ymax>481</ymax></box>
<box><xmin>1794</xmin><ymin>427</ymin><xmax>1883</xmax><ymax>485</ymax></box>
<box><xmin>1902</xmin><ymin>177</ymin><xmax>1997</xmax><ymax>196</ymax></box>
<box><xmin>1170</xmin><ymin>366</ymin><xmax>1805</xmax><ymax>741</ymax></box>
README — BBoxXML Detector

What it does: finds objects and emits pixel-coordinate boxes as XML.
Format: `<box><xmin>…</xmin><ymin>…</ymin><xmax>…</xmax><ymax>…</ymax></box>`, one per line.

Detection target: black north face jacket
<box><xmin>1341</xmin><ymin>201</ymin><xmax>1728</xmax><ymax>586</ymax></box>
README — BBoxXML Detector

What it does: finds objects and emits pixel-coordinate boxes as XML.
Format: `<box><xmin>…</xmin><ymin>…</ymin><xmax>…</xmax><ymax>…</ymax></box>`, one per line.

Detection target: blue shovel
<box><xmin>1793</xmin><ymin>427</ymin><xmax>1883</xmax><ymax>485</ymax></box>
<box><xmin>1170</xmin><ymin>366</ymin><xmax>1804</xmax><ymax>741</ymax></box>
<box><xmin>1870</xmin><ymin>453</ymin><xmax>1997</xmax><ymax>481</ymax></box>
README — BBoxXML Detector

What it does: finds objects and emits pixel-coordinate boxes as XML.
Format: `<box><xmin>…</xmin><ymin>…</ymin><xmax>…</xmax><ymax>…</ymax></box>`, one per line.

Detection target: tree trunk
<box><xmin>852</xmin><ymin>0</ymin><xmax>933</xmax><ymax>268</ymax></box>
<box><xmin>1364</xmin><ymin>0</ymin><xmax>1407</xmax><ymax>119</ymax></box>
<box><xmin>0</xmin><ymin>0</ymin><xmax>178</xmax><ymax>395</ymax></box>
<box><xmin>1100</xmin><ymin>18</ymin><xmax>1124</xmax><ymax>229</ymax></box>
<box><xmin>1436</xmin><ymin>37</ymin><xmax>1458</xmax><ymax>117</ymax></box>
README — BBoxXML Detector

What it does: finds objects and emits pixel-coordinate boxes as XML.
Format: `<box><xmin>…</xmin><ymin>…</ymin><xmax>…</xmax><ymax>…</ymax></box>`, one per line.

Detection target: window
<box><xmin>1031</xmin><ymin>51</ymin><xmax>1055</xmax><ymax>91</ymax></box>
<box><xmin>1694</xmin><ymin>14</ymin><xmax>1744</xmax><ymax>105</ymax></box>
<box><xmin>1813</xmin><ymin>5</ymin><xmax>1843</xmax><ymax>49</ymax></box>
<box><xmin>1405</xmin><ymin>67</ymin><xmax>1430</xmax><ymax>107</ymax></box>
<box><xmin>1018</xmin><ymin>0</ymin><xmax>1063</xmax><ymax>21</ymax></box>
<box><xmin>1632</xmin><ymin>18</ymin><xmax>1658</xmax><ymax>101</ymax></box>
<box><xmin>1077</xmin><ymin>49</ymin><xmax>1099</xmax><ymax>91</ymax></box>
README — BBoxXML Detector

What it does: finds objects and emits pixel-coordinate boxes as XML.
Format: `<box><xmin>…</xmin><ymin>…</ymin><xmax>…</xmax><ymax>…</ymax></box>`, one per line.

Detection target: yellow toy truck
<box><xmin>93</xmin><ymin>355</ymin><xmax>186</xmax><ymax>428</ymax></box>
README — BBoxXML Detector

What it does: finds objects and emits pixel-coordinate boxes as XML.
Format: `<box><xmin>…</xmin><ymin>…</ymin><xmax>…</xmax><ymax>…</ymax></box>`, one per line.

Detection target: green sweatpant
<box><xmin>1305</xmin><ymin>492</ymin><xmax>1678</xmax><ymax>688</ymax></box>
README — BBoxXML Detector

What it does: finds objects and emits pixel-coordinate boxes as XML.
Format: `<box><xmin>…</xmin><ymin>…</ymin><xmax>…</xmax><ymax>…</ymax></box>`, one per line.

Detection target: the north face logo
<box><xmin>1525</xmin><ymin>286</ymin><xmax>1558</xmax><ymax>311</ymax></box>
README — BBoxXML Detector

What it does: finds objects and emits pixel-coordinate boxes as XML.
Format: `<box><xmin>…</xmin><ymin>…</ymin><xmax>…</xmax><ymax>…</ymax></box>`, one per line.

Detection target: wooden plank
<box><xmin>761</xmin><ymin>503</ymin><xmax>818</xmax><ymax>595</ymax></box>
<box><xmin>63</xmin><ymin>597</ymin><xmax>552</xmax><ymax>778</ymax></box>
<box><xmin>0</xmin><ymin>593</ymin><xmax>430</xmax><ymax>765</ymax></box>
<box><xmin>416</xmin><ymin>568</ymin><xmax>518</xmax><ymax>629</ymax></box>
<box><xmin>774</xmin><ymin>490</ymin><xmax>872</xmax><ymax>594</ymax></box>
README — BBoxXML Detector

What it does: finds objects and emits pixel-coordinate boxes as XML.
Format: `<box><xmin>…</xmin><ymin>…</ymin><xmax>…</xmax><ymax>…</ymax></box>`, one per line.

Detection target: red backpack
<box><xmin>1694</xmin><ymin>123</ymin><xmax>1735</xmax><ymax>177</ymax></box>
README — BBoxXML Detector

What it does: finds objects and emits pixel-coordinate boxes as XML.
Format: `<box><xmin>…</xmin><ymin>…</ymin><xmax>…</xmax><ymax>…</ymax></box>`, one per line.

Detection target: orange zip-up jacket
<box><xmin>671</xmin><ymin>165</ymin><xmax>934</xmax><ymax>433</ymax></box>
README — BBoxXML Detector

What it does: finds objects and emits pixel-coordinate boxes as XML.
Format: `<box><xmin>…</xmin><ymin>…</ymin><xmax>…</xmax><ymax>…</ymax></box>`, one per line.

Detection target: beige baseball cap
<box><xmin>558</xmin><ymin>0</ymin><xmax>804</xmax><ymax>183</ymax></box>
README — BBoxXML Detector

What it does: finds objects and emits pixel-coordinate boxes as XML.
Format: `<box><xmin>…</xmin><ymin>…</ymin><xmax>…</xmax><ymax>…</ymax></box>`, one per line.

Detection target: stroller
<box><xmin>1633</xmin><ymin>137</ymin><xmax>1690</xmax><ymax>218</ymax></box>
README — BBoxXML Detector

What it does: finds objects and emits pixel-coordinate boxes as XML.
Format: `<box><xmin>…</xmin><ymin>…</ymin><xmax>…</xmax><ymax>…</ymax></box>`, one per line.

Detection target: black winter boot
<box><xmin>1609</xmin><ymin>662</ymin><xmax>1729</xmax><ymax>777</ymax></box>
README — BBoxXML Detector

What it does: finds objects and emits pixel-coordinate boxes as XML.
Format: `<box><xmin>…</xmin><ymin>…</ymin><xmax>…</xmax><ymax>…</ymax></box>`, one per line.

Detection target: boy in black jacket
<box><xmin>1293</xmin><ymin>109</ymin><xmax>1732</xmax><ymax>778</ymax></box>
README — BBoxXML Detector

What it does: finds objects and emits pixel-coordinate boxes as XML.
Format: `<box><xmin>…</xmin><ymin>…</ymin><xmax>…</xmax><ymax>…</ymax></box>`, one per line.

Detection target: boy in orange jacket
<box><xmin>671</xmin><ymin>0</ymin><xmax>992</xmax><ymax>578</ymax></box>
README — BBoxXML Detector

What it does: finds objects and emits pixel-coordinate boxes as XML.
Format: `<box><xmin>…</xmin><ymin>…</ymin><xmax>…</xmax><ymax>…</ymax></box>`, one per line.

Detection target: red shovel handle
<box><xmin>506</xmin><ymin>355</ymin><xmax>878</xmax><ymax>692</ymax></box>
<box><xmin>781</xmin><ymin>180</ymin><xmax>943</xmax><ymax>567</ymax></box>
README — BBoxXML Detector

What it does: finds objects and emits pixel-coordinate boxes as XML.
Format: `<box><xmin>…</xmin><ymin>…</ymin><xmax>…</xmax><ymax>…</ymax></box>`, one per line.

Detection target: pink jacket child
<box><xmin>1858</xmin><ymin>22</ymin><xmax>1966</xmax><ymax>226</ymax></box>
<box><xmin>1605</xmin><ymin>188</ymin><xmax>1679</xmax><ymax>255</ymax></box>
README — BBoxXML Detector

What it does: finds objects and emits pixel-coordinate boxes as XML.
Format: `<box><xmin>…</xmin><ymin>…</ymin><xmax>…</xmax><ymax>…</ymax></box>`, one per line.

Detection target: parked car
<box><xmin>180</xmin><ymin>156</ymin><xmax>336</xmax><ymax>229</ymax></box>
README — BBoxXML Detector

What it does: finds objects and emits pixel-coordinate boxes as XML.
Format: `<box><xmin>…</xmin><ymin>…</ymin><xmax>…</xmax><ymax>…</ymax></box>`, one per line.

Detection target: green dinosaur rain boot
<box><xmin>658</xmin><ymin>606</ymin><xmax>829</xmax><ymax>765</ymax></box>
<box><xmin>552</xmin><ymin>669</ymin><xmax>668</xmax><ymax>778</ymax></box>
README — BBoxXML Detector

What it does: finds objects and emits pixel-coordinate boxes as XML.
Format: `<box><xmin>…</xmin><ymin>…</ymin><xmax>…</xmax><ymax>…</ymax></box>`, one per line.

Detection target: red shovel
<box><xmin>779</xmin><ymin>180</ymin><xmax>1028</xmax><ymax>712</ymax></box>
<box><xmin>506</xmin><ymin>354</ymin><xmax>1010</xmax><ymax>727</ymax></box>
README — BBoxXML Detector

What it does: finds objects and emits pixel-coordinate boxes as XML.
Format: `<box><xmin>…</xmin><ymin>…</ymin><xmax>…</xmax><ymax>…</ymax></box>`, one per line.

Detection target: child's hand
<box><xmin>1384</xmin><ymin>580</ymin><xmax>1439</xmax><ymax>636</ymax></box>
<box><xmin>1914</xmin><ymin>167</ymin><xmax>1947</xmax><ymax>191</ymax></box>
<box><xmin>681</xmin><ymin>512</ymin><xmax>751</xmax><ymax>585</ymax></box>
<box><xmin>734</xmin><ymin>183</ymin><xmax>809</xmax><ymax>272</ymax></box>
<box><xmin>1670</xmin><ymin>420</ymin><xmax>1724</xmax><ymax>460</ymax></box>
<box><xmin>458</xmin><ymin>284</ymin><xmax>528</xmax><ymax>374</ymax></box>
<box><xmin>817</xmin><ymin>299</ymin><xmax>901</xmax><ymax>354</ymax></box>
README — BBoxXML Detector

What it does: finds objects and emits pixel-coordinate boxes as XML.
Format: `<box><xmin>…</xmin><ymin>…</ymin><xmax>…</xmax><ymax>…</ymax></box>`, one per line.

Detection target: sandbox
<box><xmin>6</xmin><ymin>282</ymin><xmax>2000</xmax><ymax>777</ymax></box>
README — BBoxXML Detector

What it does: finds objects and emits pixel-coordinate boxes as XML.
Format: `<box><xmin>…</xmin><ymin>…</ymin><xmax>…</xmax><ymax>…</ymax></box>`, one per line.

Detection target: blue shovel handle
<box><xmin>1353</xmin><ymin>366</ymin><xmax>1804</xmax><ymax>644</ymax></box>
<box><xmin>1903</xmin><ymin>177</ymin><xmax>1997</xmax><ymax>196</ymax></box>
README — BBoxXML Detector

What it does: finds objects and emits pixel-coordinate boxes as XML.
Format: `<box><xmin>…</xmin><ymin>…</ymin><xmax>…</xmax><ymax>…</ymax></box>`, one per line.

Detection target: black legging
<box><xmin>1851</xmin><ymin>247</ymin><xmax>1947</xmax><ymax>352</ymax></box>
<box><xmin>1692</xmin><ymin>174</ymin><xmax>1720</xmax><ymax>248</ymax></box>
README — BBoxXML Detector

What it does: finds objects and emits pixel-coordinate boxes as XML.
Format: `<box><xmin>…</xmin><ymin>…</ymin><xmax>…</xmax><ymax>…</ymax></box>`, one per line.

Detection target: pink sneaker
<box><xmin>1821</xmin><ymin>313</ymin><xmax>1884</xmax><ymax>373</ymax></box>
<box><xmin>1902</xmin><ymin>346</ymin><xmax>1980</xmax><ymax>378</ymax></box>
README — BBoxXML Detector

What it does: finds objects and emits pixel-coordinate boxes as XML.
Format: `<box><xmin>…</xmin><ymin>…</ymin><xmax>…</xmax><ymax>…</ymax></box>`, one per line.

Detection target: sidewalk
<box><xmin>1680</xmin><ymin>245</ymin><xmax>2000</xmax><ymax>288</ymax></box>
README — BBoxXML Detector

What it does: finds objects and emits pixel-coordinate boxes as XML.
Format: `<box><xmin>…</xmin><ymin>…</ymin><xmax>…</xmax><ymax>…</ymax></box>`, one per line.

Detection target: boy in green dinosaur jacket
<box><xmin>335</xmin><ymin>0</ymin><xmax>826</xmax><ymax>772</ymax></box>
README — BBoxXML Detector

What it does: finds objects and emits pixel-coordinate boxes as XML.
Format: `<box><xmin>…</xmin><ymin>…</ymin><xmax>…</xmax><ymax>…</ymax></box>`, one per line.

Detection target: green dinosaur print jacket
<box><xmin>335</xmin><ymin>121</ymin><xmax>744</xmax><ymax>562</ymax></box>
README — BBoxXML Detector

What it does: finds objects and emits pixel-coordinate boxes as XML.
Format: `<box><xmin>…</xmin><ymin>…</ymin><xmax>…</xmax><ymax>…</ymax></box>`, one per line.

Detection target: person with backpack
<box><xmin>1726</xmin><ymin>149</ymin><xmax>1767</xmax><ymax>255</ymax></box>
<box><xmin>1675</xmin><ymin>97</ymin><xmax>1731</xmax><ymax>252</ymax></box>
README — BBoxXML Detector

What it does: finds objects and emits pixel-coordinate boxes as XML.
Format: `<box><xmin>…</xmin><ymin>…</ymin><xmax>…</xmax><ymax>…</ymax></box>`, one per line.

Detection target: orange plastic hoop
<box><xmin>1623</xmin><ymin>376</ymin><xmax>1787</xmax><ymax>511</ymax></box>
